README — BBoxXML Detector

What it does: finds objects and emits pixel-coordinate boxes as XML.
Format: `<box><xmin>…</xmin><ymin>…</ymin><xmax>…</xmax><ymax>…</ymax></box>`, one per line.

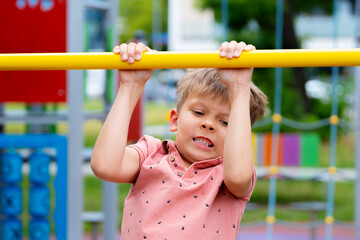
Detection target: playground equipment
<box><xmin>0</xmin><ymin>134</ymin><xmax>67</xmax><ymax>240</ymax></box>
<box><xmin>0</xmin><ymin>1</ymin><xmax>119</xmax><ymax>240</ymax></box>
<box><xmin>253</xmin><ymin>133</ymin><xmax>320</xmax><ymax>167</ymax></box>
<box><xmin>259</xmin><ymin>0</ymin><xmax>360</xmax><ymax>239</ymax></box>
<box><xmin>0</xmin><ymin>48</ymin><xmax>359</xmax><ymax>240</ymax></box>
<box><xmin>1</xmin><ymin>49</ymin><xmax>360</xmax><ymax>70</ymax></box>
<box><xmin>1</xmin><ymin>1</ymin><xmax>360</xmax><ymax>240</ymax></box>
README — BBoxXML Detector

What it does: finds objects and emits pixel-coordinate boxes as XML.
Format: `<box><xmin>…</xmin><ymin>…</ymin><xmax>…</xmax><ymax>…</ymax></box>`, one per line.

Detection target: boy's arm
<box><xmin>218</xmin><ymin>41</ymin><xmax>255</xmax><ymax>198</ymax></box>
<box><xmin>91</xmin><ymin>42</ymin><xmax>154</xmax><ymax>183</ymax></box>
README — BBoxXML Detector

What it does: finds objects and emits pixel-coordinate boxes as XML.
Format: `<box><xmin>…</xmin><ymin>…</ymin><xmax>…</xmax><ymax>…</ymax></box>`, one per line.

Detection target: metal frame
<box><xmin>355</xmin><ymin>1</ymin><xmax>360</xmax><ymax>240</ymax></box>
<box><xmin>101</xmin><ymin>0</ymin><xmax>119</xmax><ymax>239</ymax></box>
<box><xmin>67</xmin><ymin>0</ymin><xmax>119</xmax><ymax>239</ymax></box>
<box><xmin>67</xmin><ymin>0</ymin><xmax>85</xmax><ymax>239</ymax></box>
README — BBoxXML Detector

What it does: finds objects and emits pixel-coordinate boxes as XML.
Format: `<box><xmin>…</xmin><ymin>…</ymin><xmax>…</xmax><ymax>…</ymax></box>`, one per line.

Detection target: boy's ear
<box><xmin>169</xmin><ymin>108</ymin><xmax>178</xmax><ymax>132</ymax></box>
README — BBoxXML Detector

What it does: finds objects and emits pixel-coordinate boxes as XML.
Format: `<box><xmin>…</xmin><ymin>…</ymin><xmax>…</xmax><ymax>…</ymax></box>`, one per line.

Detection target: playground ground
<box><xmin>79</xmin><ymin>225</ymin><xmax>356</xmax><ymax>240</ymax></box>
<box><xmin>79</xmin><ymin>223</ymin><xmax>356</xmax><ymax>240</ymax></box>
<box><xmin>237</xmin><ymin>224</ymin><xmax>355</xmax><ymax>240</ymax></box>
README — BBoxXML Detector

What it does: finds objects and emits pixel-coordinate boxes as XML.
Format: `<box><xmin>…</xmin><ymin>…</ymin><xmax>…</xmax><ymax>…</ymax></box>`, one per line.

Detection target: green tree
<box><xmin>119</xmin><ymin>0</ymin><xmax>167</xmax><ymax>48</ymax></box>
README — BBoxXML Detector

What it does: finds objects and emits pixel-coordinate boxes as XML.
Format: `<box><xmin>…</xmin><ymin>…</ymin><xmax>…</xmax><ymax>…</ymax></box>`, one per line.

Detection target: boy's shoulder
<box><xmin>130</xmin><ymin>135</ymin><xmax>161</xmax><ymax>152</ymax></box>
<box><xmin>130</xmin><ymin>135</ymin><xmax>174</xmax><ymax>157</ymax></box>
<box><xmin>137</xmin><ymin>134</ymin><xmax>161</xmax><ymax>144</ymax></box>
<box><xmin>135</xmin><ymin>135</ymin><xmax>174</xmax><ymax>148</ymax></box>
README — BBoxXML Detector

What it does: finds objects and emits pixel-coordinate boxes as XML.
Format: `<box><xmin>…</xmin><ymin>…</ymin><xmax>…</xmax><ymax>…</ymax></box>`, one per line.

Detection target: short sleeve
<box><xmin>128</xmin><ymin>135</ymin><xmax>162</xmax><ymax>167</ymax></box>
<box><xmin>238</xmin><ymin>166</ymin><xmax>257</xmax><ymax>201</ymax></box>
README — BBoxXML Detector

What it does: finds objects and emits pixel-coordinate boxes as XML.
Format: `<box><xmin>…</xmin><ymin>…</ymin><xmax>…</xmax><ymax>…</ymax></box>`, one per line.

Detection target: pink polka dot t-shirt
<box><xmin>121</xmin><ymin>135</ymin><xmax>256</xmax><ymax>240</ymax></box>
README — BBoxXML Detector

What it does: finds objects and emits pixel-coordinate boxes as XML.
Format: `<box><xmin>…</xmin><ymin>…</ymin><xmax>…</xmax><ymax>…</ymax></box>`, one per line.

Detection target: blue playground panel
<box><xmin>0</xmin><ymin>134</ymin><xmax>67</xmax><ymax>240</ymax></box>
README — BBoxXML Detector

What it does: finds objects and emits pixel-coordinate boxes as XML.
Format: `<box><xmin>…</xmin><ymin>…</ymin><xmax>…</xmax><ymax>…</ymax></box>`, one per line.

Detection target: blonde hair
<box><xmin>176</xmin><ymin>68</ymin><xmax>267</xmax><ymax>126</ymax></box>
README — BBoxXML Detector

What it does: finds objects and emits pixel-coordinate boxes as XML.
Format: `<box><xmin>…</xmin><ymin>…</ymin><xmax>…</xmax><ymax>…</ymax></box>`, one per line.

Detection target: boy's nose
<box><xmin>201</xmin><ymin>122</ymin><xmax>215</xmax><ymax>131</ymax></box>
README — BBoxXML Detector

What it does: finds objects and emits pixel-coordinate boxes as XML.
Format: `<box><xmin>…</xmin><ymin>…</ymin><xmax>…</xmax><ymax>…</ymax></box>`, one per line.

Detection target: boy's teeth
<box><xmin>194</xmin><ymin>138</ymin><xmax>212</xmax><ymax>147</ymax></box>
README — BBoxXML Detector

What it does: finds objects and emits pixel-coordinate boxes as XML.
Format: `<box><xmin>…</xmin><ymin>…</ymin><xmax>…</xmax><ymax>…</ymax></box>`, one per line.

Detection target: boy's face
<box><xmin>169</xmin><ymin>92</ymin><xmax>230</xmax><ymax>167</ymax></box>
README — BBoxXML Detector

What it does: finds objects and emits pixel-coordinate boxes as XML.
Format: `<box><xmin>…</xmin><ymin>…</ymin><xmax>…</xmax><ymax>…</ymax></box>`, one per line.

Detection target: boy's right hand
<box><xmin>113</xmin><ymin>42</ymin><xmax>155</xmax><ymax>87</ymax></box>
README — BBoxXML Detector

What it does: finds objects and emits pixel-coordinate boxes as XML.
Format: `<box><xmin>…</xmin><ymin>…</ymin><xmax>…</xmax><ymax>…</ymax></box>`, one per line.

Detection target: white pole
<box><xmin>67</xmin><ymin>0</ymin><xmax>84</xmax><ymax>239</ymax></box>
<box><xmin>167</xmin><ymin>0</ymin><xmax>182</xmax><ymax>51</ymax></box>
<box><xmin>103</xmin><ymin>0</ymin><xmax>119</xmax><ymax>239</ymax></box>
<box><xmin>354</xmin><ymin>1</ymin><xmax>360</xmax><ymax>239</ymax></box>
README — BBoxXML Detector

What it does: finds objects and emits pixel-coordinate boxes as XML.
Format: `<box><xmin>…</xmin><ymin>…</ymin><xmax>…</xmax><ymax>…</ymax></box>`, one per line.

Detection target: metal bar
<box><xmin>0</xmin><ymin>115</ymin><xmax>67</xmax><ymax>124</ymax></box>
<box><xmin>152</xmin><ymin>0</ymin><xmax>162</xmax><ymax>50</ymax></box>
<box><xmin>355</xmin><ymin>66</ymin><xmax>360</xmax><ymax>240</ymax></box>
<box><xmin>1</xmin><ymin>49</ymin><xmax>360</xmax><ymax>70</ymax></box>
<box><xmin>67</xmin><ymin>0</ymin><xmax>84</xmax><ymax>239</ymax></box>
<box><xmin>353</xmin><ymin>1</ymin><xmax>360</xmax><ymax>239</ymax></box>
<box><xmin>84</xmin><ymin>0</ymin><xmax>111</xmax><ymax>10</ymax></box>
<box><xmin>103</xmin><ymin>182</ymin><xmax>118</xmax><ymax>240</ymax></box>
<box><xmin>0</xmin><ymin>111</ymin><xmax>106</xmax><ymax>124</ymax></box>
<box><xmin>265</xmin><ymin>1</ymin><xmax>284</xmax><ymax>239</ymax></box>
<box><xmin>167</xmin><ymin>0</ymin><xmax>182</xmax><ymax>51</ymax></box>
<box><xmin>221</xmin><ymin>0</ymin><xmax>229</xmax><ymax>42</ymax></box>
<box><xmin>102</xmin><ymin>1</ymin><xmax>119</xmax><ymax>239</ymax></box>
<box><xmin>326</xmin><ymin>1</ymin><xmax>340</xmax><ymax>239</ymax></box>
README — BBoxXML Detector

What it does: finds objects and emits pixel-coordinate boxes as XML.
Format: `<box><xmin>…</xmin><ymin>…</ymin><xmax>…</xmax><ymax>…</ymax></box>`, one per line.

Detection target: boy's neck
<box><xmin>181</xmin><ymin>158</ymin><xmax>192</xmax><ymax>169</ymax></box>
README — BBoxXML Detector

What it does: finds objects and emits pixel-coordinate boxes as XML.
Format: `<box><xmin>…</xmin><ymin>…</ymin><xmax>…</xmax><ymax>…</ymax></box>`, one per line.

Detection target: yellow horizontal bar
<box><xmin>1</xmin><ymin>49</ymin><xmax>360</xmax><ymax>70</ymax></box>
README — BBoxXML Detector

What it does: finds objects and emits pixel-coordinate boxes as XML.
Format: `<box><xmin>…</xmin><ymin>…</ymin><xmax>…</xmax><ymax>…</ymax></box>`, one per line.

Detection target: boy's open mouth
<box><xmin>193</xmin><ymin>137</ymin><xmax>214</xmax><ymax>148</ymax></box>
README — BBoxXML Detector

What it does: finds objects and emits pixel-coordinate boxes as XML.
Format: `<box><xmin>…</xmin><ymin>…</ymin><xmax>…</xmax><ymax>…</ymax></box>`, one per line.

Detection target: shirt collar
<box><xmin>162</xmin><ymin>139</ymin><xmax>223</xmax><ymax>169</ymax></box>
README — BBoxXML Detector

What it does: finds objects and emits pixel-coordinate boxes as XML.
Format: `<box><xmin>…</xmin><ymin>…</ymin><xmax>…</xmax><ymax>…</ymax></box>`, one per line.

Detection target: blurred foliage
<box><xmin>118</xmin><ymin>0</ymin><xmax>167</xmax><ymax>49</ymax></box>
<box><xmin>196</xmin><ymin>0</ymin><xmax>356</xmax><ymax>138</ymax></box>
<box><xmin>193</xmin><ymin>0</ymin><xmax>360</xmax><ymax>47</ymax></box>
<box><xmin>195</xmin><ymin>0</ymin><xmax>333</xmax><ymax>48</ymax></box>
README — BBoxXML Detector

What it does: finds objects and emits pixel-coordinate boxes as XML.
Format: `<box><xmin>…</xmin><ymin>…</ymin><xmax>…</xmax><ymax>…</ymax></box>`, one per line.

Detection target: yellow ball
<box><xmin>328</xmin><ymin>166</ymin><xmax>337</xmax><ymax>175</ymax></box>
<box><xmin>266</xmin><ymin>215</ymin><xmax>276</xmax><ymax>224</ymax></box>
<box><xmin>272</xmin><ymin>114</ymin><xmax>282</xmax><ymax>123</ymax></box>
<box><xmin>329</xmin><ymin>115</ymin><xmax>339</xmax><ymax>125</ymax></box>
<box><xmin>325</xmin><ymin>216</ymin><xmax>334</xmax><ymax>225</ymax></box>
<box><xmin>269</xmin><ymin>166</ymin><xmax>278</xmax><ymax>175</ymax></box>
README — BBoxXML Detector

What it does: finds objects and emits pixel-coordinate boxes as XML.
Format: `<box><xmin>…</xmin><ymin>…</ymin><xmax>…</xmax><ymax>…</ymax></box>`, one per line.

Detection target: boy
<box><xmin>91</xmin><ymin>41</ymin><xmax>267</xmax><ymax>239</ymax></box>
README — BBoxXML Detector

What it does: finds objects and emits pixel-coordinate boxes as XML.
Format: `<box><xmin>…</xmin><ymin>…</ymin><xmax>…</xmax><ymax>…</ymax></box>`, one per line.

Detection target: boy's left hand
<box><xmin>217</xmin><ymin>41</ymin><xmax>255</xmax><ymax>90</ymax></box>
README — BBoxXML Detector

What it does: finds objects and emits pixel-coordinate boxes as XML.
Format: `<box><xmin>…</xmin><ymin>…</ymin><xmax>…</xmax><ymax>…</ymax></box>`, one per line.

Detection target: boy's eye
<box><xmin>220</xmin><ymin>120</ymin><xmax>228</xmax><ymax>126</ymax></box>
<box><xmin>192</xmin><ymin>110</ymin><xmax>204</xmax><ymax>116</ymax></box>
